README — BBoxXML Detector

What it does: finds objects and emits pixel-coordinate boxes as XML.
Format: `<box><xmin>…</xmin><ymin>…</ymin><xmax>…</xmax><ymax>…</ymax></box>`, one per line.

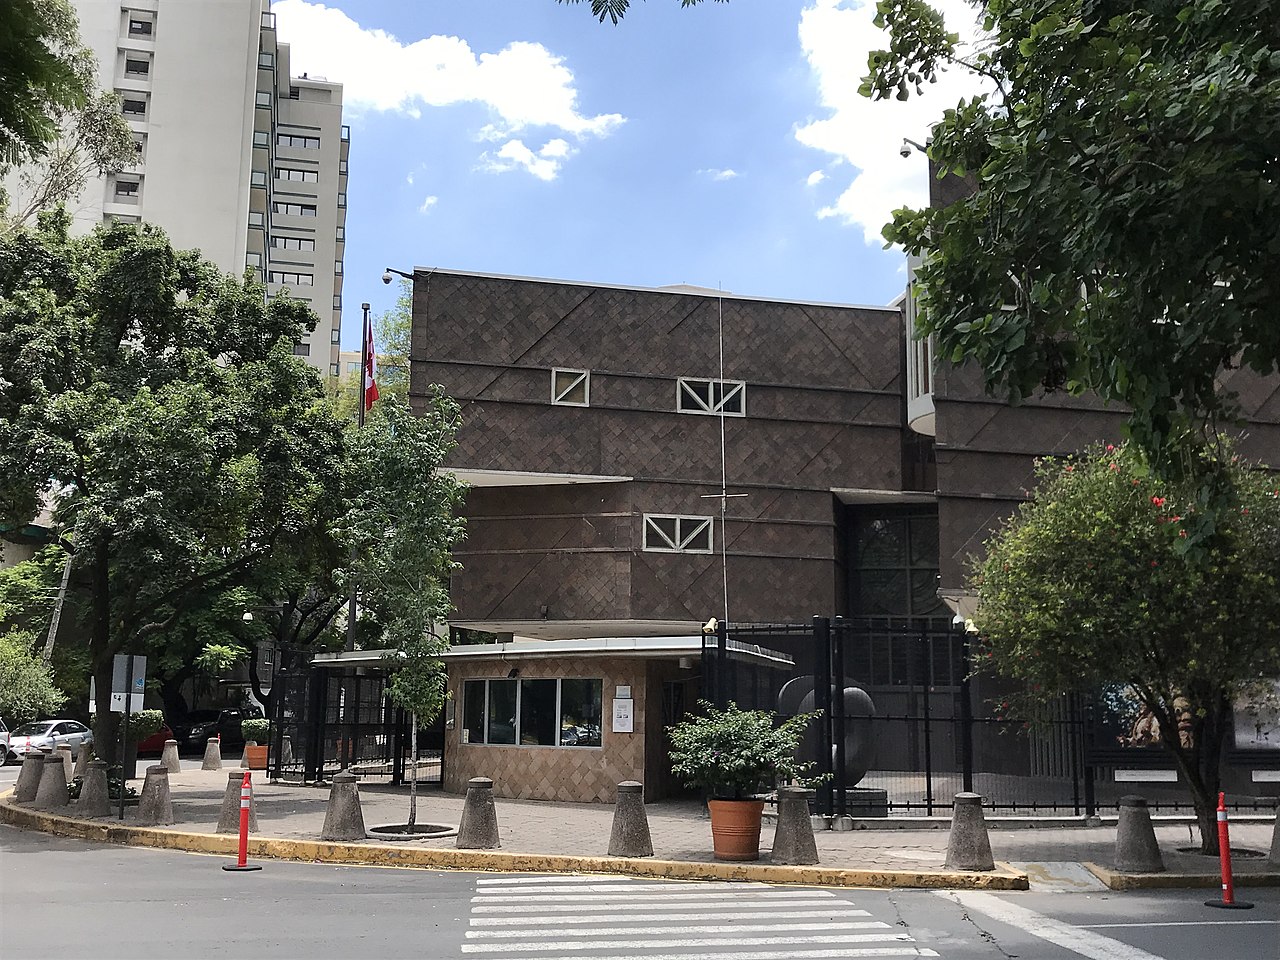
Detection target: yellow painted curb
<box><xmin>0</xmin><ymin>796</ymin><xmax>1027</xmax><ymax>890</ymax></box>
<box><xmin>1082</xmin><ymin>861</ymin><xmax>1280</xmax><ymax>891</ymax></box>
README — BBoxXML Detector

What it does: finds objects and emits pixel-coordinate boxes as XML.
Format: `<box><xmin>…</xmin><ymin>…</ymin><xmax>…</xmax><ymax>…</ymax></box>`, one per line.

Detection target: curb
<box><xmin>1082</xmin><ymin>861</ymin><xmax>1280</xmax><ymax>891</ymax></box>
<box><xmin>0</xmin><ymin>796</ymin><xmax>1028</xmax><ymax>890</ymax></box>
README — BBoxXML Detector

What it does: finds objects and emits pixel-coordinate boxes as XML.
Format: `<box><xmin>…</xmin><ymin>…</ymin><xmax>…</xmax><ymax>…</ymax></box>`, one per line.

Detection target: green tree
<box><xmin>0</xmin><ymin>213</ymin><xmax>348</xmax><ymax>761</ymax></box>
<box><xmin>0</xmin><ymin>0</ymin><xmax>94</xmax><ymax>165</ymax></box>
<box><xmin>973</xmin><ymin>442</ymin><xmax>1280</xmax><ymax>853</ymax></box>
<box><xmin>557</xmin><ymin>0</ymin><xmax>725</xmax><ymax>24</ymax></box>
<box><xmin>345</xmin><ymin>392</ymin><xmax>465</xmax><ymax>829</ymax></box>
<box><xmin>0</xmin><ymin>629</ymin><xmax>66</xmax><ymax>722</ymax></box>
<box><xmin>864</xmin><ymin>1</ymin><xmax>1280</xmax><ymax>531</ymax></box>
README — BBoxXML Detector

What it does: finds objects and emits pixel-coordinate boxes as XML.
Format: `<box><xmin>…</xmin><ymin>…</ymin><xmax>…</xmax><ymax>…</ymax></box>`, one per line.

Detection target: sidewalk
<box><xmin>4</xmin><ymin>767</ymin><xmax>1278</xmax><ymax>890</ymax></box>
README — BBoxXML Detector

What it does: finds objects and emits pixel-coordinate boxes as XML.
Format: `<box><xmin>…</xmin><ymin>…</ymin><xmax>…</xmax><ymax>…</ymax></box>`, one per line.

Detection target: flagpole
<box><xmin>345</xmin><ymin>303</ymin><xmax>371</xmax><ymax>654</ymax></box>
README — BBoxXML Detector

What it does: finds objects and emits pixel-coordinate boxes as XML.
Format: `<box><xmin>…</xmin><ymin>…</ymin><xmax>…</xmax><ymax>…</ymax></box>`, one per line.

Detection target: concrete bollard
<box><xmin>55</xmin><ymin>743</ymin><xmax>74</xmax><ymax>783</ymax></box>
<box><xmin>137</xmin><ymin>765</ymin><xmax>175</xmax><ymax>825</ymax></box>
<box><xmin>945</xmin><ymin>792</ymin><xmax>995</xmax><ymax>871</ymax></box>
<box><xmin>240</xmin><ymin>741</ymin><xmax>256</xmax><ymax>769</ymax></box>
<box><xmin>78</xmin><ymin>759</ymin><xmax>112</xmax><ymax>817</ymax></box>
<box><xmin>33</xmin><ymin>753</ymin><xmax>70</xmax><ymax>810</ymax></box>
<box><xmin>201</xmin><ymin>738</ymin><xmax>223</xmax><ymax>771</ymax></box>
<box><xmin>608</xmin><ymin>781</ymin><xmax>654</xmax><ymax>858</ymax></box>
<box><xmin>160</xmin><ymin>739</ymin><xmax>181</xmax><ymax>774</ymax></box>
<box><xmin>1114</xmin><ymin>795</ymin><xmax>1165</xmax><ymax>873</ymax></box>
<box><xmin>1267</xmin><ymin>809</ymin><xmax>1279</xmax><ymax>868</ymax></box>
<box><xmin>456</xmin><ymin>777</ymin><xmax>500</xmax><ymax>850</ymax></box>
<box><xmin>320</xmin><ymin>770</ymin><xmax>366</xmax><ymax>841</ymax></box>
<box><xmin>14</xmin><ymin>754</ymin><xmax>44</xmax><ymax>804</ymax></box>
<box><xmin>771</xmin><ymin>786</ymin><xmax>820</xmax><ymax>865</ymax></box>
<box><xmin>217</xmin><ymin>771</ymin><xmax>259</xmax><ymax>834</ymax></box>
<box><xmin>72</xmin><ymin>742</ymin><xmax>93</xmax><ymax>781</ymax></box>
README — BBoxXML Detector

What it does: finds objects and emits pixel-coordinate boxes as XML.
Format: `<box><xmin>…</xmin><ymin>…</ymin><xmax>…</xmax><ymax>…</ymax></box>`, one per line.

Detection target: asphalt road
<box><xmin>2</xmin><ymin>824</ymin><xmax>1277</xmax><ymax>960</ymax></box>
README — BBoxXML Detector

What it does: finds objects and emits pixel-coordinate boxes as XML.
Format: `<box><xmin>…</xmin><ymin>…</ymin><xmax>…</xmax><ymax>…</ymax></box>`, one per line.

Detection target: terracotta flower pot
<box><xmin>245</xmin><ymin>744</ymin><xmax>268</xmax><ymax>770</ymax></box>
<box><xmin>708</xmin><ymin>798</ymin><xmax>765</xmax><ymax>861</ymax></box>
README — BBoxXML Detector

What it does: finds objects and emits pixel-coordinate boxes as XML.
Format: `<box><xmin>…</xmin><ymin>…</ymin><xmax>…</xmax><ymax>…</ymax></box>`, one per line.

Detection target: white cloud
<box><xmin>698</xmin><ymin>168</ymin><xmax>739</xmax><ymax>181</ymax></box>
<box><xmin>272</xmin><ymin>2</ymin><xmax>625</xmax><ymax>145</ymax></box>
<box><xmin>795</xmin><ymin>0</ymin><xmax>988</xmax><ymax>243</ymax></box>
<box><xmin>418</xmin><ymin>195</ymin><xmax>439</xmax><ymax>214</ymax></box>
<box><xmin>806</xmin><ymin>170</ymin><xmax>826</xmax><ymax>186</ymax></box>
<box><xmin>406</xmin><ymin>172</ymin><xmax>415</xmax><ymax>185</ymax></box>
<box><xmin>483</xmin><ymin>138</ymin><xmax>577</xmax><ymax>181</ymax></box>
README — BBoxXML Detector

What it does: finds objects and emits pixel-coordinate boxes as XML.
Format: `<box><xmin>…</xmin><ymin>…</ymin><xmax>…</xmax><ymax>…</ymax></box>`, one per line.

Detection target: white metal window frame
<box><xmin>551</xmin><ymin>368</ymin><xmax>590</xmax><ymax>407</ymax></box>
<box><xmin>642</xmin><ymin>514</ymin><xmax>714</xmax><ymax>554</ymax></box>
<box><xmin>676</xmin><ymin>377</ymin><xmax>746</xmax><ymax>417</ymax></box>
<box><xmin>462</xmin><ymin>677</ymin><xmax>603</xmax><ymax>749</ymax></box>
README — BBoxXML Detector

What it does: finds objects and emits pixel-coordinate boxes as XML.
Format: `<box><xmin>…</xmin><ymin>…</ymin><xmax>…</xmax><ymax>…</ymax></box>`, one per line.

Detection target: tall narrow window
<box><xmin>551</xmin><ymin>369</ymin><xmax>590</xmax><ymax>407</ymax></box>
<box><xmin>643</xmin><ymin>515</ymin><xmax>714</xmax><ymax>554</ymax></box>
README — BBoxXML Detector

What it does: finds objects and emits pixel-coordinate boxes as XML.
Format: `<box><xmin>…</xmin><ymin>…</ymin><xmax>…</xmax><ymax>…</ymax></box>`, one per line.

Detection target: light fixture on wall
<box><xmin>507</xmin><ymin>667</ymin><xmax>519</xmax><ymax>679</ymax></box>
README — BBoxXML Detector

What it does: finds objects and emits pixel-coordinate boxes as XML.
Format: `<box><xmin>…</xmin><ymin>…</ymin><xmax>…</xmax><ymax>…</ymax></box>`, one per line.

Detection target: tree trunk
<box><xmin>1167</xmin><ymin>704</ymin><xmax>1227</xmax><ymax>855</ymax></box>
<box><xmin>159</xmin><ymin>669</ymin><xmax>192</xmax><ymax>722</ymax></box>
<box><xmin>247</xmin><ymin>641</ymin><xmax>273</xmax><ymax>717</ymax></box>
<box><xmin>408</xmin><ymin>711</ymin><xmax>418</xmax><ymax>829</ymax></box>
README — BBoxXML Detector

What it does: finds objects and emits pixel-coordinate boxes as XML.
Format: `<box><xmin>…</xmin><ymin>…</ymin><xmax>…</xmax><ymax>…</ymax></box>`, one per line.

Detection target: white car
<box><xmin>0</xmin><ymin>719</ymin><xmax>8</xmax><ymax>760</ymax></box>
<box><xmin>7</xmin><ymin>719</ymin><xmax>93</xmax><ymax>762</ymax></box>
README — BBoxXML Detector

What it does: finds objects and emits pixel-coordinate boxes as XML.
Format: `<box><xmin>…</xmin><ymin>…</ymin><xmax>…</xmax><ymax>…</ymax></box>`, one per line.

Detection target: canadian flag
<box><xmin>363</xmin><ymin>312</ymin><xmax>380</xmax><ymax>411</ymax></box>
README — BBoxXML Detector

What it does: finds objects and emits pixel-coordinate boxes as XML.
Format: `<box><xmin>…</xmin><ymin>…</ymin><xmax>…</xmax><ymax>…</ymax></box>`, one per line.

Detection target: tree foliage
<box><xmin>865</xmin><ymin>1</ymin><xmax>1280</xmax><ymax>503</ymax></box>
<box><xmin>556</xmin><ymin>0</ymin><xmax>726</xmax><ymax>24</ymax></box>
<box><xmin>973</xmin><ymin>442</ymin><xmax>1280</xmax><ymax>851</ymax></box>
<box><xmin>0</xmin><ymin>213</ymin><xmax>348</xmax><ymax>759</ymax></box>
<box><xmin>0</xmin><ymin>629</ymin><xmax>65</xmax><ymax>722</ymax></box>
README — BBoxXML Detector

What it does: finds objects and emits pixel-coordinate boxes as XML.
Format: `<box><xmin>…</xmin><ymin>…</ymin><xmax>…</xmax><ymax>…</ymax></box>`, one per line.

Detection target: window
<box><xmin>272</xmin><ymin>202</ymin><xmax>317</xmax><ymax>217</ymax></box>
<box><xmin>329</xmin><ymin>363</ymin><xmax>340</xmax><ymax>376</ymax></box>
<box><xmin>346</xmin><ymin>361</ymin><xmax>359</xmax><ymax>374</ymax></box>
<box><xmin>250</xmin><ymin>170</ymin><xmax>267</xmax><ymax>187</ymax></box>
<box><xmin>275</xmin><ymin>167</ymin><xmax>318</xmax><ymax>183</ymax></box>
<box><xmin>643</xmin><ymin>515</ymin><xmax>713</xmax><ymax>554</ymax></box>
<box><xmin>337</xmin><ymin>192</ymin><xmax>347</xmax><ymax>207</ymax></box>
<box><xmin>334</xmin><ymin>260</ymin><xmax>343</xmax><ymax>275</ymax></box>
<box><xmin>332</xmin><ymin>295</ymin><xmax>342</xmax><ymax>309</ymax></box>
<box><xmin>339</xmin><ymin>159</ymin><xmax>348</xmax><ymax>174</ymax></box>
<box><xmin>551</xmin><ymin>368</ymin><xmax>590</xmax><ymax>406</ymax></box>
<box><xmin>124</xmin><ymin>58</ymin><xmax>149</xmax><ymax>77</ymax></box>
<box><xmin>255</xmin><ymin>91</ymin><xmax>272</xmax><ymax>108</ymax></box>
<box><xmin>122</xmin><ymin>98</ymin><xmax>147</xmax><ymax>116</ymax></box>
<box><xmin>267</xmin><ymin>271</ymin><xmax>314</xmax><ymax>286</ymax></box>
<box><xmin>292</xmin><ymin>343</ymin><xmax>311</xmax><ymax>357</ymax></box>
<box><xmin>677</xmin><ymin>377</ymin><xmax>745</xmax><ymax>416</ymax></box>
<box><xmin>335</xmin><ymin>226</ymin><xmax>345</xmax><ymax>241</ymax></box>
<box><xmin>271</xmin><ymin>236</ymin><xmax>315</xmax><ymax>251</ymax></box>
<box><xmin>253</xmin><ymin>131</ymin><xmax>270</xmax><ymax>148</ymax></box>
<box><xmin>462</xmin><ymin>678</ymin><xmax>603</xmax><ymax>747</ymax></box>
<box><xmin>131</xmin><ymin>133</ymin><xmax>145</xmax><ymax>155</ymax></box>
<box><xmin>128</xmin><ymin>18</ymin><xmax>153</xmax><ymax>37</ymax></box>
<box><xmin>246</xmin><ymin>252</ymin><xmax>262</xmax><ymax>268</ymax></box>
<box><xmin>114</xmin><ymin>180</ymin><xmax>139</xmax><ymax>198</ymax></box>
<box><xmin>330</xmin><ymin>328</ymin><xmax>341</xmax><ymax>344</ymax></box>
<box><xmin>258</xmin><ymin>52</ymin><xmax>275</xmax><ymax>68</ymax></box>
<box><xmin>277</xmin><ymin>133</ymin><xmax>320</xmax><ymax>149</ymax></box>
<box><xmin>248</xmin><ymin>211</ymin><xmax>265</xmax><ymax>227</ymax></box>
<box><xmin>288</xmin><ymin>86</ymin><xmax>300</xmax><ymax>100</ymax></box>
<box><xmin>848</xmin><ymin>508</ymin><xmax>945</xmax><ymax>619</ymax></box>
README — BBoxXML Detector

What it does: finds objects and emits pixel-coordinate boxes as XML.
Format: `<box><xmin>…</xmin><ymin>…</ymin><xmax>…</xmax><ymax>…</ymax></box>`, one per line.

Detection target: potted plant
<box><xmin>241</xmin><ymin>718</ymin><xmax>270</xmax><ymax>769</ymax></box>
<box><xmin>667</xmin><ymin>701</ymin><xmax>820</xmax><ymax>861</ymax></box>
<box><xmin>121</xmin><ymin>709</ymin><xmax>166</xmax><ymax>780</ymax></box>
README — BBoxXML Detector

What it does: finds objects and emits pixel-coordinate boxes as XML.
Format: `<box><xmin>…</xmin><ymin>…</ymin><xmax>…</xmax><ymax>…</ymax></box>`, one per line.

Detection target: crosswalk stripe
<box><xmin>471</xmin><ymin>882</ymin><xmax>818</xmax><ymax>896</ymax></box>
<box><xmin>466</xmin><ymin>921</ymin><xmax>893</xmax><ymax>939</ymax></box>
<box><xmin>458</xmin><ymin>949</ymin><xmax>937</xmax><ymax>960</ymax></box>
<box><xmin>468</xmin><ymin>908</ymin><xmax>871</xmax><ymax>927</ymax></box>
<box><xmin>476</xmin><ymin>876</ymin><xmax>642</xmax><ymax>885</ymax></box>
<box><xmin>462</xmin><ymin>933</ymin><xmax>918</xmax><ymax>953</ymax></box>
<box><xmin>472</xmin><ymin>889</ymin><xmax>838</xmax><ymax>903</ymax></box>
<box><xmin>471</xmin><ymin>898</ymin><xmax>844</xmax><ymax>914</ymax></box>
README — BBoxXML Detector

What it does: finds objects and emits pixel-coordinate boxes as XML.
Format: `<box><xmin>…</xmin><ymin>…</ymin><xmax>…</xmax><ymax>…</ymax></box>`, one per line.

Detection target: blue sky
<box><xmin>272</xmin><ymin>0</ymin><xmax>983</xmax><ymax>349</ymax></box>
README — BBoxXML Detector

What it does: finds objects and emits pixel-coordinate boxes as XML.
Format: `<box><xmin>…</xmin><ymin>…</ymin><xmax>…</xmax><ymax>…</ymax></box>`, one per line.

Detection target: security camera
<box><xmin>381</xmin><ymin>271</ymin><xmax>393</xmax><ymax>285</ymax></box>
<box><xmin>899</xmin><ymin>140</ymin><xmax>913</xmax><ymax>159</ymax></box>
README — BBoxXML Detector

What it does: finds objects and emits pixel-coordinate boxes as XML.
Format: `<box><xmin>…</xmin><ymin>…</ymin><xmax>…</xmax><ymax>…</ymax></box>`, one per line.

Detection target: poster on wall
<box><xmin>612</xmin><ymin>698</ymin><xmax>634</xmax><ymax>734</ymax></box>
<box><xmin>1234</xmin><ymin>682</ymin><xmax>1280</xmax><ymax>750</ymax></box>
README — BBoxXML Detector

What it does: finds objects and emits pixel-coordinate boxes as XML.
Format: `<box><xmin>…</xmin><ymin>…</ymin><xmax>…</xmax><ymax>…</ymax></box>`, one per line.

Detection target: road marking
<box><xmin>471</xmin><ymin>898</ymin><xmax>845</xmax><ymax>914</ymax></box>
<box><xmin>466</xmin><ymin>921</ymin><xmax>893</xmax><ymax>938</ymax></box>
<box><xmin>940</xmin><ymin>891</ymin><xmax>1168</xmax><ymax>960</ymax></box>
<box><xmin>471</xmin><ymin>881</ymin><xmax>816</xmax><ymax>896</ymax></box>
<box><xmin>1079</xmin><ymin>921</ymin><xmax>1280</xmax><ymax>928</ymax></box>
<box><xmin>472</xmin><ymin>888</ymin><xmax>837</xmax><ymax>902</ymax></box>
<box><xmin>474</xmin><ymin>875</ymin><xmax>749</xmax><ymax>886</ymax></box>
<box><xmin>462</xmin><ymin>949</ymin><xmax>936</xmax><ymax>959</ymax></box>
<box><xmin>462</xmin><ymin>933</ymin><xmax>918</xmax><ymax>953</ymax></box>
<box><xmin>468</xmin><ymin>908</ymin><xmax>870</xmax><ymax>926</ymax></box>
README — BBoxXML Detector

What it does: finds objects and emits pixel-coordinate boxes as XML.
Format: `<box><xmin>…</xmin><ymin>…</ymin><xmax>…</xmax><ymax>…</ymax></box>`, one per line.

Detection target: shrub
<box><xmin>126</xmin><ymin>709</ymin><xmax>165</xmax><ymax>742</ymax></box>
<box><xmin>241</xmin><ymin>718</ymin><xmax>269</xmax><ymax>742</ymax></box>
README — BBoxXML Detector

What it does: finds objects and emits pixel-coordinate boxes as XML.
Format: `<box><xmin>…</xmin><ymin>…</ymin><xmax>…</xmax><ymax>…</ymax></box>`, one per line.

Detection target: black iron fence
<box><xmin>703</xmin><ymin>616</ymin><xmax>1277</xmax><ymax>816</ymax></box>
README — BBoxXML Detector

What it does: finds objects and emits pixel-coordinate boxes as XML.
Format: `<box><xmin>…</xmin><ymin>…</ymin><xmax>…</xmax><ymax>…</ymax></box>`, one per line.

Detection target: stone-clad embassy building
<box><xmin>406</xmin><ymin>267</ymin><xmax>1280</xmax><ymax>640</ymax></box>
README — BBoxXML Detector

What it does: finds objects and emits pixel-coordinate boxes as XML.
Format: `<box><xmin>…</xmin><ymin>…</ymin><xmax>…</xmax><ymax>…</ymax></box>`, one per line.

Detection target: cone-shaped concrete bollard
<box><xmin>137</xmin><ymin>765</ymin><xmax>176</xmax><ymax>825</ymax></box>
<box><xmin>608</xmin><ymin>781</ymin><xmax>654</xmax><ymax>858</ymax></box>
<box><xmin>281</xmin><ymin>735</ymin><xmax>294</xmax><ymax>767</ymax></box>
<box><xmin>72</xmin><ymin>742</ymin><xmax>93</xmax><ymax>781</ymax></box>
<box><xmin>456</xmin><ymin>777</ymin><xmax>501</xmax><ymax>849</ymax></box>
<box><xmin>771</xmin><ymin>786</ymin><xmax>820</xmax><ymax>865</ymax></box>
<box><xmin>33</xmin><ymin>753</ymin><xmax>70</xmax><ymax>810</ymax></box>
<box><xmin>160</xmin><ymin>739</ymin><xmax>181</xmax><ymax>774</ymax></box>
<box><xmin>240</xmin><ymin>741</ymin><xmax>256</xmax><ymax>769</ymax></box>
<box><xmin>14</xmin><ymin>754</ymin><xmax>44</xmax><ymax>804</ymax></box>
<box><xmin>1269</xmin><ymin>811</ymin><xmax>1280</xmax><ymax>868</ymax></box>
<box><xmin>217</xmin><ymin>770</ymin><xmax>259</xmax><ymax>834</ymax></box>
<box><xmin>201</xmin><ymin>738</ymin><xmax>223</xmax><ymax>771</ymax></box>
<box><xmin>320</xmin><ymin>770</ymin><xmax>366</xmax><ymax>841</ymax></box>
<box><xmin>945</xmin><ymin>792</ymin><xmax>995</xmax><ymax>871</ymax></box>
<box><xmin>55</xmin><ymin>744</ymin><xmax>73</xmax><ymax>782</ymax></box>
<box><xmin>1114</xmin><ymin>795</ymin><xmax>1165</xmax><ymax>873</ymax></box>
<box><xmin>78</xmin><ymin>759</ymin><xmax>111</xmax><ymax>817</ymax></box>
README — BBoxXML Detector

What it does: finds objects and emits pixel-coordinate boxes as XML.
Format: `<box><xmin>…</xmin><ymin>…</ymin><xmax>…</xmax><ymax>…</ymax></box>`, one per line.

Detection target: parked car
<box><xmin>171</xmin><ymin>708</ymin><xmax>256</xmax><ymax>751</ymax></box>
<box><xmin>0</xmin><ymin>719</ymin><xmax>9</xmax><ymax>761</ymax></box>
<box><xmin>7</xmin><ymin>719</ymin><xmax>93</xmax><ymax>761</ymax></box>
<box><xmin>136</xmin><ymin>723</ymin><xmax>175</xmax><ymax>757</ymax></box>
